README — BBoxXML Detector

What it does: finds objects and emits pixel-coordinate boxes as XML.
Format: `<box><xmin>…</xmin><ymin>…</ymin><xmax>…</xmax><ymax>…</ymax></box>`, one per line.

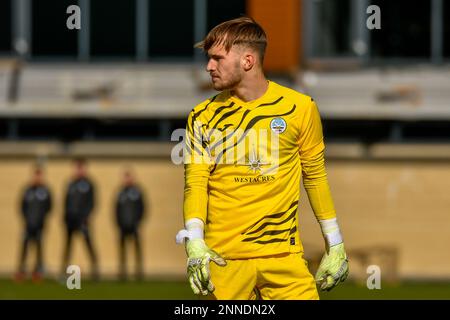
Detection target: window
<box><xmin>0</xmin><ymin>0</ymin><xmax>12</xmax><ymax>53</ymax></box>
<box><xmin>444</xmin><ymin>0</ymin><xmax>450</xmax><ymax>58</ymax></box>
<box><xmin>207</xmin><ymin>0</ymin><xmax>246</xmax><ymax>31</ymax></box>
<box><xmin>31</xmin><ymin>0</ymin><xmax>77</xmax><ymax>57</ymax></box>
<box><xmin>90</xmin><ymin>0</ymin><xmax>136</xmax><ymax>57</ymax></box>
<box><xmin>370</xmin><ymin>0</ymin><xmax>431</xmax><ymax>58</ymax></box>
<box><xmin>148</xmin><ymin>0</ymin><xmax>194</xmax><ymax>58</ymax></box>
<box><xmin>311</xmin><ymin>0</ymin><xmax>352</xmax><ymax>57</ymax></box>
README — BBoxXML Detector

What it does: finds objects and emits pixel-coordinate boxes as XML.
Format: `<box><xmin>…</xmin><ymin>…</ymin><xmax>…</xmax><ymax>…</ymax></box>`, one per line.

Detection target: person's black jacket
<box><xmin>65</xmin><ymin>177</ymin><xmax>95</xmax><ymax>227</ymax></box>
<box><xmin>21</xmin><ymin>185</ymin><xmax>52</xmax><ymax>231</ymax></box>
<box><xmin>116</xmin><ymin>185</ymin><xmax>145</xmax><ymax>232</ymax></box>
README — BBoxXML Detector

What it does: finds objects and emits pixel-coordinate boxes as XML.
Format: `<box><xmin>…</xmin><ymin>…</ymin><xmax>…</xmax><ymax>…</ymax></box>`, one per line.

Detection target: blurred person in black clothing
<box><xmin>15</xmin><ymin>165</ymin><xmax>52</xmax><ymax>282</ymax></box>
<box><xmin>115</xmin><ymin>169</ymin><xmax>146</xmax><ymax>281</ymax></box>
<box><xmin>61</xmin><ymin>158</ymin><xmax>99</xmax><ymax>280</ymax></box>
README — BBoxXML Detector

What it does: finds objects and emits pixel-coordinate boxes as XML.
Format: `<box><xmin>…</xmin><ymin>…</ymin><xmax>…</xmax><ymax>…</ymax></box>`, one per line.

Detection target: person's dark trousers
<box><xmin>62</xmin><ymin>224</ymin><xmax>99</xmax><ymax>280</ymax></box>
<box><xmin>119</xmin><ymin>229</ymin><xmax>143</xmax><ymax>281</ymax></box>
<box><xmin>18</xmin><ymin>229</ymin><xmax>43</xmax><ymax>274</ymax></box>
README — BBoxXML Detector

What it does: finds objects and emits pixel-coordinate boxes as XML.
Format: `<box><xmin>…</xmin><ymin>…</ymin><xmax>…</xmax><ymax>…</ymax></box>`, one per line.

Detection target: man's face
<box><xmin>33</xmin><ymin>170</ymin><xmax>43</xmax><ymax>185</ymax></box>
<box><xmin>75</xmin><ymin>163</ymin><xmax>86</xmax><ymax>178</ymax></box>
<box><xmin>123</xmin><ymin>171</ymin><xmax>134</xmax><ymax>186</ymax></box>
<box><xmin>206</xmin><ymin>43</ymin><xmax>243</xmax><ymax>91</ymax></box>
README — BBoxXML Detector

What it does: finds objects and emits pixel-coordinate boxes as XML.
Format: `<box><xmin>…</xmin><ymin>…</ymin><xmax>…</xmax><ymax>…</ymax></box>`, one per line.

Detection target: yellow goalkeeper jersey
<box><xmin>183</xmin><ymin>80</ymin><xmax>336</xmax><ymax>259</ymax></box>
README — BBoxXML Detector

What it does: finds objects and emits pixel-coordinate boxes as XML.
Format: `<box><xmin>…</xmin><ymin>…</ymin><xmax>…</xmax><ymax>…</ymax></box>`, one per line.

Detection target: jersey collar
<box><xmin>228</xmin><ymin>80</ymin><xmax>274</xmax><ymax>109</ymax></box>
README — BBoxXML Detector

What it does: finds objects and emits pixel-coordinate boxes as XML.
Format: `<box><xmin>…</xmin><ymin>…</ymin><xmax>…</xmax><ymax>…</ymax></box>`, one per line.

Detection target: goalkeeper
<box><xmin>177</xmin><ymin>17</ymin><xmax>348</xmax><ymax>299</ymax></box>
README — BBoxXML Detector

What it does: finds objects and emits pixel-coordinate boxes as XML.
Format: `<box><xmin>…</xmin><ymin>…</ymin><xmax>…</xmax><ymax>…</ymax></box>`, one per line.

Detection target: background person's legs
<box><xmin>81</xmin><ymin>224</ymin><xmax>99</xmax><ymax>280</ymax></box>
<box><xmin>32</xmin><ymin>230</ymin><xmax>44</xmax><ymax>281</ymax></box>
<box><xmin>15</xmin><ymin>231</ymin><xmax>31</xmax><ymax>280</ymax></box>
<box><xmin>133</xmin><ymin>230</ymin><xmax>143</xmax><ymax>280</ymax></box>
<box><xmin>61</xmin><ymin>227</ymin><xmax>74</xmax><ymax>277</ymax></box>
<box><xmin>119</xmin><ymin>231</ymin><xmax>127</xmax><ymax>280</ymax></box>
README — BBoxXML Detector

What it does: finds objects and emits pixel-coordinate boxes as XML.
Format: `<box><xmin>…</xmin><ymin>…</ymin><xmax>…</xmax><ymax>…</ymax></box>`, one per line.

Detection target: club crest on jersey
<box><xmin>270</xmin><ymin>117</ymin><xmax>287</xmax><ymax>134</ymax></box>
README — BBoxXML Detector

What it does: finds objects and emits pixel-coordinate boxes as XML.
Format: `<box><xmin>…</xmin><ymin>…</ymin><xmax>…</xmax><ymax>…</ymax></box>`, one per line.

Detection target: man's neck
<box><xmin>231</xmin><ymin>73</ymin><xmax>268</xmax><ymax>103</ymax></box>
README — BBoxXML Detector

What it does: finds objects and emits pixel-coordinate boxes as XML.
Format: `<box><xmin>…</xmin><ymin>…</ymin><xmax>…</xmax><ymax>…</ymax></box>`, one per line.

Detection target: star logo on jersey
<box><xmin>235</xmin><ymin>146</ymin><xmax>269</xmax><ymax>174</ymax></box>
<box><xmin>248</xmin><ymin>157</ymin><xmax>264</xmax><ymax>173</ymax></box>
<box><xmin>270</xmin><ymin>117</ymin><xmax>287</xmax><ymax>134</ymax></box>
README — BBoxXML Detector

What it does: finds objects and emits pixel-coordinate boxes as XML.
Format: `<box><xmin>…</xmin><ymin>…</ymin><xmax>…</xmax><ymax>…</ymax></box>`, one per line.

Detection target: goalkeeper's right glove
<box><xmin>185</xmin><ymin>238</ymin><xmax>226</xmax><ymax>295</ymax></box>
<box><xmin>176</xmin><ymin>218</ymin><xmax>226</xmax><ymax>295</ymax></box>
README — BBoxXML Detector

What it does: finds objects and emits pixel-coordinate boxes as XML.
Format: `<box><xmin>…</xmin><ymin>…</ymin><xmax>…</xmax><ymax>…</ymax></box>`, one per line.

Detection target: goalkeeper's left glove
<box><xmin>315</xmin><ymin>218</ymin><xmax>349</xmax><ymax>291</ymax></box>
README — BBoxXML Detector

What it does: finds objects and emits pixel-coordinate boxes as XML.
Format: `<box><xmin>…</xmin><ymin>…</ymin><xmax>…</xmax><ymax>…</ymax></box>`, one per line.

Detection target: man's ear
<box><xmin>242</xmin><ymin>52</ymin><xmax>256</xmax><ymax>71</ymax></box>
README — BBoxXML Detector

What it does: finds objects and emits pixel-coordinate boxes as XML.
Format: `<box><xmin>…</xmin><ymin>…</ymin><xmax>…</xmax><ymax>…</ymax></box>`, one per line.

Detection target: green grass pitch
<box><xmin>1</xmin><ymin>279</ymin><xmax>449</xmax><ymax>300</ymax></box>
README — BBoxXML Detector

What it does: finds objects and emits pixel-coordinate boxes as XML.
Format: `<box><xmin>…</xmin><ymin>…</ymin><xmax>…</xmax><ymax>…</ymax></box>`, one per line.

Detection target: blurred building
<box><xmin>0</xmin><ymin>0</ymin><xmax>449</xmax><ymax>281</ymax></box>
<box><xmin>1</xmin><ymin>1</ymin><xmax>449</xmax><ymax>62</ymax></box>
<box><xmin>0</xmin><ymin>0</ymin><xmax>449</xmax><ymax>141</ymax></box>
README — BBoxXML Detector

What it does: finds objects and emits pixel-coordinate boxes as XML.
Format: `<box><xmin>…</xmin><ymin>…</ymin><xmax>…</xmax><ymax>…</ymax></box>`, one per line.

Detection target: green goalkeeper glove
<box><xmin>185</xmin><ymin>238</ymin><xmax>227</xmax><ymax>295</ymax></box>
<box><xmin>315</xmin><ymin>242</ymin><xmax>349</xmax><ymax>291</ymax></box>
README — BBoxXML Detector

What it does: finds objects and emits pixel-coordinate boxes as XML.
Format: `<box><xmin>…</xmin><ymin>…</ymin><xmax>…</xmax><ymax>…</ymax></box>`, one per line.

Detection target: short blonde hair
<box><xmin>195</xmin><ymin>17</ymin><xmax>267</xmax><ymax>64</ymax></box>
